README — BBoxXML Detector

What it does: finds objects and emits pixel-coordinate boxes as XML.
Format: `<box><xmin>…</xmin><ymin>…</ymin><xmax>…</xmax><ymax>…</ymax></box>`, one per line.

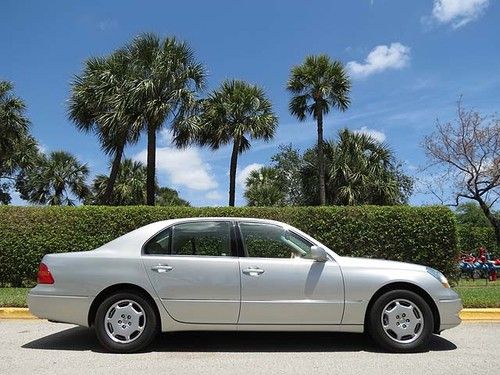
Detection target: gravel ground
<box><xmin>0</xmin><ymin>320</ymin><xmax>498</xmax><ymax>374</ymax></box>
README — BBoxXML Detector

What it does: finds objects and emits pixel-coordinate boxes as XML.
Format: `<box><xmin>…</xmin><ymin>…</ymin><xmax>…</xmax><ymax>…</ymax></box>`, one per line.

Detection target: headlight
<box><xmin>426</xmin><ymin>267</ymin><xmax>450</xmax><ymax>288</ymax></box>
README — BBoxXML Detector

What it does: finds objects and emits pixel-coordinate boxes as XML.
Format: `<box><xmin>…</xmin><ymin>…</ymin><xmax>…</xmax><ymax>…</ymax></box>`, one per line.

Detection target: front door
<box><xmin>237</xmin><ymin>222</ymin><xmax>344</xmax><ymax>325</ymax></box>
<box><xmin>142</xmin><ymin>220</ymin><xmax>240</xmax><ymax>324</ymax></box>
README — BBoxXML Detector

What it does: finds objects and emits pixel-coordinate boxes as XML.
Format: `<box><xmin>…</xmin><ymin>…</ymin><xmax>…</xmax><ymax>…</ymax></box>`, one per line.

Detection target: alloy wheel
<box><xmin>104</xmin><ymin>299</ymin><xmax>146</xmax><ymax>344</ymax></box>
<box><xmin>380</xmin><ymin>298</ymin><xmax>424</xmax><ymax>344</ymax></box>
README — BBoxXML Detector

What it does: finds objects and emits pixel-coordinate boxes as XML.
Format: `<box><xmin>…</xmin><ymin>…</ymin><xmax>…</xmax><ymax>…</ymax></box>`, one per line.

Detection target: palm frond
<box><xmin>287</xmin><ymin>54</ymin><xmax>351</xmax><ymax>121</ymax></box>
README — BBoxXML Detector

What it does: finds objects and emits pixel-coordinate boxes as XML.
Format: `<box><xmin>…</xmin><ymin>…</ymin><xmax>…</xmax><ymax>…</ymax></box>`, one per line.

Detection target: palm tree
<box><xmin>301</xmin><ymin>129</ymin><xmax>410</xmax><ymax>205</ymax></box>
<box><xmin>0</xmin><ymin>81</ymin><xmax>40</xmax><ymax>204</ymax></box>
<box><xmin>91</xmin><ymin>158</ymin><xmax>148</xmax><ymax>205</ymax></box>
<box><xmin>123</xmin><ymin>33</ymin><xmax>206</xmax><ymax>205</ymax></box>
<box><xmin>68</xmin><ymin>52</ymin><xmax>141</xmax><ymax>205</ymax></box>
<box><xmin>196</xmin><ymin>80</ymin><xmax>278</xmax><ymax>206</ymax></box>
<box><xmin>330</xmin><ymin>129</ymin><xmax>398</xmax><ymax>205</ymax></box>
<box><xmin>301</xmin><ymin>140</ymin><xmax>336</xmax><ymax>205</ymax></box>
<box><xmin>0</xmin><ymin>134</ymin><xmax>39</xmax><ymax>204</ymax></box>
<box><xmin>244</xmin><ymin>166</ymin><xmax>285</xmax><ymax>206</ymax></box>
<box><xmin>0</xmin><ymin>81</ymin><xmax>30</xmax><ymax>163</ymax></box>
<box><xmin>91</xmin><ymin>159</ymin><xmax>190</xmax><ymax>206</ymax></box>
<box><xmin>287</xmin><ymin>55</ymin><xmax>351</xmax><ymax>205</ymax></box>
<box><xmin>17</xmin><ymin>151</ymin><xmax>89</xmax><ymax>205</ymax></box>
<box><xmin>156</xmin><ymin>187</ymin><xmax>190</xmax><ymax>207</ymax></box>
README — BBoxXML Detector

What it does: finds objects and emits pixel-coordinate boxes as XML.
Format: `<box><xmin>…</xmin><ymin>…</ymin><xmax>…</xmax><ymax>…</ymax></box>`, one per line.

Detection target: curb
<box><xmin>459</xmin><ymin>308</ymin><xmax>500</xmax><ymax>321</ymax></box>
<box><xmin>0</xmin><ymin>307</ymin><xmax>38</xmax><ymax>319</ymax></box>
<box><xmin>0</xmin><ymin>308</ymin><xmax>37</xmax><ymax>319</ymax></box>
<box><xmin>1</xmin><ymin>307</ymin><xmax>500</xmax><ymax>321</ymax></box>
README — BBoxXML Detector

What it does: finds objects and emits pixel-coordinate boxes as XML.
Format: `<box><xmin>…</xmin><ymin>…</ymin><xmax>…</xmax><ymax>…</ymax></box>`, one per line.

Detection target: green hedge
<box><xmin>0</xmin><ymin>205</ymin><xmax>458</xmax><ymax>287</ymax></box>
<box><xmin>457</xmin><ymin>225</ymin><xmax>498</xmax><ymax>254</ymax></box>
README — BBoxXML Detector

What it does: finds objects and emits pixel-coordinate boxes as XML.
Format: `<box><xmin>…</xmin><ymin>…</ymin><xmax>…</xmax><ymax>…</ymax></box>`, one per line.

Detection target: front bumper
<box><xmin>436</xmin><ymin>297</ymin><xmax>462</xmax><ymax>331</ymax></box>
<box><xmin>28</xmin><ymin>291</ymin><xmax>91</xmax><ymax>327</ymax></box>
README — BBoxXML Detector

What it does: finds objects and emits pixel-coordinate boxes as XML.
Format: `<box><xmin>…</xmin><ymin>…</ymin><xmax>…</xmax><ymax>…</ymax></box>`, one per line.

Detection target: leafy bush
<box><xmin>457</xmin><ymin>225</ymin><xmax>498</xmax><ymax>254</ymax></box>
<box><xmin>0</xmin><ymin>205</ymin><xmax>457</xmax><ymax>286</ymax></box>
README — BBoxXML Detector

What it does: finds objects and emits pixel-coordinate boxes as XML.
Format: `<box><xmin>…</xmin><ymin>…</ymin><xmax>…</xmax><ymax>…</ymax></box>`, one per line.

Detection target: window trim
<box><xmin>236</xmin><ymin>221</ymin><xmax>314</xmax><ymax>259</ymax></box>
<box><xmin>141</xmin><ymin>219</ymin><xmax>238</xmax><ymax>257</ymax></box>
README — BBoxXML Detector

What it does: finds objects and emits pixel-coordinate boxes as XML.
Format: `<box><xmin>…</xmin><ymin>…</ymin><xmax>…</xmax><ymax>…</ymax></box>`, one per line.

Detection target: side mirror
<box><xmin>310</xmin><ymin>246</ymin><xmax>328</xmax><ymax>262</ymax></box>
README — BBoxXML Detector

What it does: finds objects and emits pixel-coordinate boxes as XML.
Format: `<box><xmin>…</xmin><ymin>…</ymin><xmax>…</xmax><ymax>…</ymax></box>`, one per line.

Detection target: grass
<box><xmin>1</xmin><ymin>280</ymin><xmax>499</xmax><ymax>309</ymax></box>
<box><xmin>454</xmin><ymin>279</ymin><xmax>500</xmax><ymax>308</ymax></box>
<box><xmin>0</xmin><ymin>288</ymin><xmax>30</xmax><ymax>307</ymax></box>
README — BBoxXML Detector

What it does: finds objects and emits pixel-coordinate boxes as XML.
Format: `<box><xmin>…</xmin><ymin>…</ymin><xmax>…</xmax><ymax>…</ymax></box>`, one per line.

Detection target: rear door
<box><xmin>142</xmin><ymin>220</ymin><xmax>240</xmax><ymax>324</ymax></box>
<box><xmin>237</xmin><ymin>221</ymin><xmax>344</xmax><ymax>325</ymax></box>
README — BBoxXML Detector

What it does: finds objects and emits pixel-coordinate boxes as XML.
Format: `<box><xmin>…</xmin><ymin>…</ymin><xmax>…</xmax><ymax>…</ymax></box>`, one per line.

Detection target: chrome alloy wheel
<box><xmin>104</xmin><ymin>299</ymin><xmax>146</xmax><ymax>344</ymax></box>
<box><xmin>380</xmin><ymin>298</ymin><xmax>424</xmax><ymax>344</ymax></box>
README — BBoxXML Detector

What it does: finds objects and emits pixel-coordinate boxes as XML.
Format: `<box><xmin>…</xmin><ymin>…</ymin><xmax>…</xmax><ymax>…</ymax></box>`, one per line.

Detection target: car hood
<box><xmin>337</xmin><ymin>256</ymin><xmax>427</xmax><ymax>272</ymax></box>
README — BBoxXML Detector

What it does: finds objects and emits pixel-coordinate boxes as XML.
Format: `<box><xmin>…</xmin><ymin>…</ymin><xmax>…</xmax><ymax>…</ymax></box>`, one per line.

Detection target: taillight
<box><xmin>37</xmin><ymin>262</ymin><xmax>54</xmax><ymax>284</ymax></box>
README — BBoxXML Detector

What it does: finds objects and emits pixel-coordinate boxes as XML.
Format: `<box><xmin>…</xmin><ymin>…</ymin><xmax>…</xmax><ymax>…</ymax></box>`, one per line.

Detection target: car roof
<box><xmin>97</xmin><ymin>217</ymin><xmax>291</xmax><ymax>255</ymax></box>
<box><xmin>153</xmin><ymin>217</ymin><xmax>288</xmax><ymax>227</ymax></box>
<box><xmin>95</xmin><ymin>216</ymin><xmax>338</xmax><ymax>259</ymax></box>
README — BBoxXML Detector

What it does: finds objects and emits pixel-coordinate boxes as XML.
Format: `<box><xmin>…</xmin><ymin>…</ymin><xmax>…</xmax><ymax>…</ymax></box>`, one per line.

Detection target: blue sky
<box><xmin>2</xmin><ymin>0</ymin><xmax>498</xmax><ymax>206</ymax></box>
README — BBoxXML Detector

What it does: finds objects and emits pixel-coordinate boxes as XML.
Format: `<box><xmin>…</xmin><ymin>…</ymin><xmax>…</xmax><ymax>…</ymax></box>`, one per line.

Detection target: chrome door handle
<box><xmin>242</xmin><ymin>267</ymin><xmax>265</xmax><ymax>276</ymax></box>
<box><xmin>151</xmin><ymin>265</ymin><xmax>173</xmax><ymax>273</ymax></box>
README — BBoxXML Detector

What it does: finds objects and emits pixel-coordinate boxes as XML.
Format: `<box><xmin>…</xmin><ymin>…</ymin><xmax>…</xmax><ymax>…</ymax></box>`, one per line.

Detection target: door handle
<box><xmin>242</xmin><ymin>267</ymin><xmax>265</xmax><ymax>276</ymax></box>
<box><xmin>151</xmin><ymin>265</ymin><xmax>174</xmax><ymax>273</ymax></box>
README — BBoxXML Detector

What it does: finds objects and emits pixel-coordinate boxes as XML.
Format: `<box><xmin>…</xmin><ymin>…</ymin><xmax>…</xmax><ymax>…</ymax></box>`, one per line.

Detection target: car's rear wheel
<box><xmin>95</xmin><ymin>291</ymin><xmax>158</xmax><ymax>353</ymax></box>
<box><xmin>368</xmin><ymin>289</ymin><xmax>433</xmax><ymax>353</ymax></box>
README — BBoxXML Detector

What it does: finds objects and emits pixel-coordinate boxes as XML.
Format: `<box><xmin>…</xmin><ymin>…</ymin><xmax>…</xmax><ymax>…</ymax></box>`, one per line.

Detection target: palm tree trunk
<box><xmin>146</xmin><ymin>123</ymin><xmax>156</xmax><ymax>206</ymax></box>
<box><xmin>228</xmin><ymin>138</ymin><xmax>240</xmax><ymax>207</ymax></box>
<box><xmin>54</xmin><ymin>186</ymin><xmax>64</xmax><ymax>206</ymax></box>
<box><xmin>316</xmin><ymin>110</ymin><xmax>326</xmax><ymax>205</ymax></box>
<box><xmin>102</xmin><ymin>144</ymin><xmax>124</xmax><ymax>205</ymax></box>
<box><xmin>477</xmin><ymin>197</ymin><xmax>500</xmax><ymax>247</ymax></box>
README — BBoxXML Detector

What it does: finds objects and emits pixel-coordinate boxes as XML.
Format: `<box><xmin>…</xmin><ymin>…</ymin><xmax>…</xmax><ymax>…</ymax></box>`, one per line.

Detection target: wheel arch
<box><xmin>364</xmin><ymin>282</ymin><xmax>440</xmax><ymax>333</ymax></box>
<box><xmin>88</xmin><ymin>283</ymin><xmax>161</xmax><ymax>328</ymax></box>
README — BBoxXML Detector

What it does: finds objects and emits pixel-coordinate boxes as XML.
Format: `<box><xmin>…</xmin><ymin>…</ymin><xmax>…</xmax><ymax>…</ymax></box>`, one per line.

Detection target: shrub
<box><xmin>0</xmin><ymin>205</ymin><xmax>457</xmax><ymax>286</ymax></box>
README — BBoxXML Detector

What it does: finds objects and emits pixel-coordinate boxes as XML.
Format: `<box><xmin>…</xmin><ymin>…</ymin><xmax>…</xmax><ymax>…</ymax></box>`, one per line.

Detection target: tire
<box><xmin>368</xmin><ymin>289</ymin><xmax>434</xmax><ymax>353</ymax></box>
<box><xmin>95</xmin><ymin>291</ymin><xmax>158</xmax><ymax>353</ymax></box>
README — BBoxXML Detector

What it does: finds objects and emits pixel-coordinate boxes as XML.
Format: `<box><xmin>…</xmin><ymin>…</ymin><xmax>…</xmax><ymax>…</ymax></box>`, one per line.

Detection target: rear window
<box><xmin>143</xmin><ymin>227</ymin><xmax>172</xmax><ymax>255</ymax></box>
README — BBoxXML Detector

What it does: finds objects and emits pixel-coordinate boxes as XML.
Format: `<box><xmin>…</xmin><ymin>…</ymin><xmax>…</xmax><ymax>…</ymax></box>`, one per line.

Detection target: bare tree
<box><xmin>423</xmin><ymin>101</ymin><xmax>500</xmax><ymax>246</ymax></box>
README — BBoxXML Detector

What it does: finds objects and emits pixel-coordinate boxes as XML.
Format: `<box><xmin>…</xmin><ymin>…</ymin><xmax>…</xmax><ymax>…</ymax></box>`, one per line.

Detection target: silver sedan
<box><xmin>28</xmin><ymin>217</ymin><xmax>462</xmax><ymax>353</ymax></box>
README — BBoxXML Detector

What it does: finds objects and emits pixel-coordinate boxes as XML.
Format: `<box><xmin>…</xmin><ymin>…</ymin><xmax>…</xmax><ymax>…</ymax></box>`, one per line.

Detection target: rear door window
<box><xmin>171</xmin><ymin>221</ymin><xmax>233</xmax><ymax>256</ymax></box>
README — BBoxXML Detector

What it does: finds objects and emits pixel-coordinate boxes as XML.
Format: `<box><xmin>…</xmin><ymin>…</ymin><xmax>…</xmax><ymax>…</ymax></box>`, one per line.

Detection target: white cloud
<box><xmin>236</xmin><ymin>163</ymin><xmax>263</xmax><ymax>187</ymax></box>
<box><xmin>353</xmin><ymin>126</ymin><xmax>386</xmax><ymax>143</ymax></box>
<box><xmin>347</xmin><ymin>43</ymin><xmax>410</xmax><ymax>79</ymax></box>
<box><xmin>429</xmin><ymin>0</ymin><xmax>489</xmax><ymax>28</ymax></box>
<box><xmin>134</xmin><ymin>147</ymin><xmax>217</xmax><ymax>191</ymax></box>
<box><xmin>205</xmin><ymin>190</ymin><xmax>223</xmax><ymax>200</ymax></box>
<box><xmin>97</xmin><ymin>19</ymin><xmax>118</xmax><ymax>31</ymax></box>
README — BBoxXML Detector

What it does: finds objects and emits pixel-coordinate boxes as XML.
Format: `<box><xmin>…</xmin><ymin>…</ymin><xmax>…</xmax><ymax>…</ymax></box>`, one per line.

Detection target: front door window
<box><xmin>238</xmin><ymin>222</ymin><xmax>313</xmax><ymax>258</ymax></box>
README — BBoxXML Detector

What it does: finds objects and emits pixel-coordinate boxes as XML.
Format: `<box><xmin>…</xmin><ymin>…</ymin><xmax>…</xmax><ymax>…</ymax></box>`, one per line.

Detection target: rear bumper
<box><xmin>436</xmin><ymin>297</ymin><xmax>462</xmax><ymax>331</ymax></box>
<box><xmin>28</xmin><ymin>292</ymin><xmax>91</xmax><ymax>327</ymax></box>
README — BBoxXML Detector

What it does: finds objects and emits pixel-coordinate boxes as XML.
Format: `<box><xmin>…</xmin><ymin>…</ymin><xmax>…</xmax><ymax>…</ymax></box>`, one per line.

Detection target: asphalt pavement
<box><xmin>0</xmin><ymin>320</ymin><xmax>498</xmax><ymax>374</ymax></box>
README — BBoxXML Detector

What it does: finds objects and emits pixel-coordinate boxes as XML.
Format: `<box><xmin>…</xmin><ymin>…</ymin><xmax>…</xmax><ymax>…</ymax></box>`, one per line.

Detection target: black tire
<box><xmin>95</xmin><ymin>291</ymin><xmax>158</xmax><ymax>353</ymax></box>
<box><xmin>368</xmin><ymin>289</ymin><xmax>434</xmax><ymax>353</ymax></box>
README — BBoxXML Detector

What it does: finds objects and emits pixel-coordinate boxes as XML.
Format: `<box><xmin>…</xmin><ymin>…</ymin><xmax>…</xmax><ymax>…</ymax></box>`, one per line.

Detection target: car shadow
<box><xmin>22</xmin><ymin>327</ymin><xmax>457</xmax><ymax>353</ymax></box>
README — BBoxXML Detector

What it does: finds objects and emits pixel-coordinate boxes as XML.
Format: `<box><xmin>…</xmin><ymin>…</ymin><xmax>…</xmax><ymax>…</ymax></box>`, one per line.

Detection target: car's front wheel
<box><xmin>368</xmin><ymin>289</ymin><xmax>434</xmax><ymax>353</ymax></box>
<box><xmin>95</xmin><ymin>291</ymin><xmax>158</xmax><ymax>353</ymax></box>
